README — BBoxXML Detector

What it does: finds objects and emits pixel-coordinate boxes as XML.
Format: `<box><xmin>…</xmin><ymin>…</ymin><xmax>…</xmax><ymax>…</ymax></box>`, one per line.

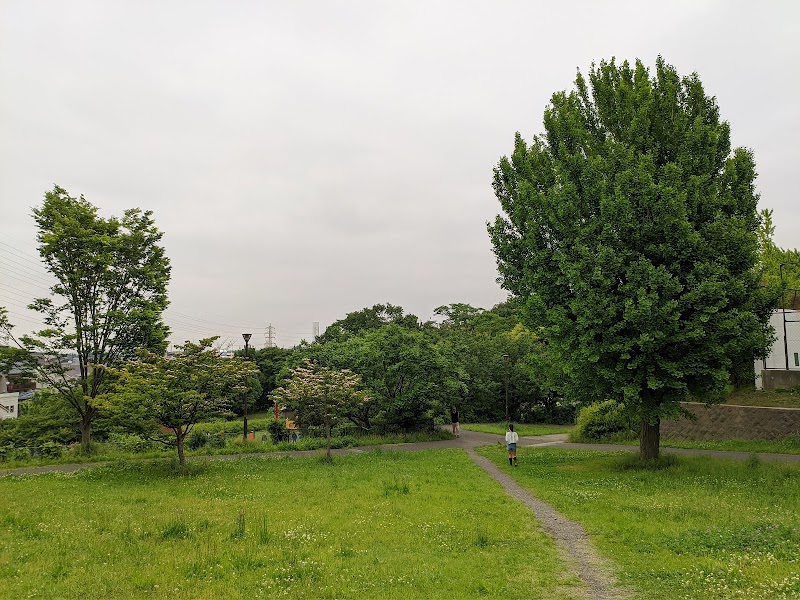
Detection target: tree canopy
<box><xmin>316</xmin><ymin>303</ymin><xmax>420</xmax><ymax>344</ymax></box>
<box><xmin>270</xmin><ymin>359</ymin><xmax>369</xmax><ymax>458</ymax></box>
<box><xmin>106</xmin><ymin>338</ymin><xmax>260</xmax><ymax>465</ymax></box>
<box><xmin>0</xmin><ymin>186</ymin><xmax>171</xmax><ymax>448</ymax></box>
<box><xmin>489</xmin><ymin>57</ymin><xmax>773</xmax><ymax>459</ymax></box>
<box><xmin>757</xmin><ymin>208</ymin><xmax>800</xmax><ymax>307</ymax></box>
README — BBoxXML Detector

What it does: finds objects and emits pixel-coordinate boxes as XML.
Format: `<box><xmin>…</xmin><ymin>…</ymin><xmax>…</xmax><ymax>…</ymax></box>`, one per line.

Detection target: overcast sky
<box><xmin>1</xmin><ymin>1</ymin><xmax>798</xmax><ymax>349</ymax></box>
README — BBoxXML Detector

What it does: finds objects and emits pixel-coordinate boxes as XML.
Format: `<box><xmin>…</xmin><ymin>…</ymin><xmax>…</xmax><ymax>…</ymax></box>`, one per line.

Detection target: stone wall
<box><xmin>661</xmin><ymin>402</ymin><xmax>800</xmax><ymax>441</ymax></box>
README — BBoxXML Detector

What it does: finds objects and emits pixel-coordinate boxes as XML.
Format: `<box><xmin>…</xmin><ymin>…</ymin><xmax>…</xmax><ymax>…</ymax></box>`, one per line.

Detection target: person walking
<box><xmin>450</xmin><ymin>404</ymin><xmax>460</xmax><ymax>437</ymax></box>
<box><xmin>505</xmin><ymin>423</ymin><xmax>519</xmax><ymax>466</ymax></box>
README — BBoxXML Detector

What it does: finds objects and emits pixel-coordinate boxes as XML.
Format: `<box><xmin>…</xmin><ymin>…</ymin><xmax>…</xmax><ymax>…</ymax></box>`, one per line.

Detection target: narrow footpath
<box><xmin>466</xmin><ymin>447</ymin><xmax>628</xmax><ymax>600</ymax></box>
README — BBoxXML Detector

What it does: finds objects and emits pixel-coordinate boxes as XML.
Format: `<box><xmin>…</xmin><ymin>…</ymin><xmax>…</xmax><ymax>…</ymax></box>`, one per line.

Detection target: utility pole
<box><xmin>503</xmin><ymin>353</ymin><xmax>510</xmax><ymax>423</ymax></box>
<box><xmin>242</xmin><ymin>333</ymin><xmax>251</xmax><ymax>440</ymax></box>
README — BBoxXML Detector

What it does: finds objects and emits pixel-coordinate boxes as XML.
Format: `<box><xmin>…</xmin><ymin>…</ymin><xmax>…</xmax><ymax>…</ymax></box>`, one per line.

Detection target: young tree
<box><xmin>0</xmin><ymin>186</ymin><xmax>171</xmax><ymax>449</ymax></box>
<box><xmin>756</xmin><ymin>208</ymin><xmax>800</xmax><ymax>306</ymax></box>
<box><xmin>489</xmin><ymin>57</ymin><xmax>772</xmax><ymax>460</ymax></box>
<box><xmin>270</xmin><ymin>359</ymin><xmax>369</xmax><ymax>459</ymax></box>
<box><xmin>106</xmin><ymin>338</ymin><xmax>260</xmax><ymax>465</ymax></box>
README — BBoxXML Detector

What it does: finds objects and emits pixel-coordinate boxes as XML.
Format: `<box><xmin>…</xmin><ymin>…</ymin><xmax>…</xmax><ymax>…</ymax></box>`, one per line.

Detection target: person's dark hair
<box><xmin>509</xmin><ymin>423</ymin><xmax>514</xmax><ymax>432</ymax></box>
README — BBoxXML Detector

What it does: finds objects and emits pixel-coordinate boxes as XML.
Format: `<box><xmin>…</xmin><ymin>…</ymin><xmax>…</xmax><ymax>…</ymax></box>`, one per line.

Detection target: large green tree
<box><xmin>489</xmin><ymin>57</ymin><xmax>772</xmax><ymax>459</ymax></box>
<box><xmin>316</xmin><ymin>303</ymin><xmax>419</xmax><ymax>344</ymax></box>
<box><xmin>0</xmin><ymin>186</ymin><xmax>171</xmax><ymax>448</ymax></box>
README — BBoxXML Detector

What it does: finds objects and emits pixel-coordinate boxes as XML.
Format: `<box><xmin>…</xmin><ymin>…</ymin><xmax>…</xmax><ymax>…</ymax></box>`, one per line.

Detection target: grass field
<box><xmin>0</xmin><ymin>450</ymin><xmax>581</xmax><ymax>599</ymax></box>
<box><xmin>460</xmin><ymin>423</ymin><xmax>574</xmax><ymax>436</ymax></box>
<box><xmin>477</xmin><ymin>445</ymin><xmax>800</xmax><ymax>599</ymax></box>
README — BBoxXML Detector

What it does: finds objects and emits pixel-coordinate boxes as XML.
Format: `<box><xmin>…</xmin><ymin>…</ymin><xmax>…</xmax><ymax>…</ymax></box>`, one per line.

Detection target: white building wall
<box><xmin>754</xmin><ymin>309</ymin><xmax>800</xmax><ymax>389</ymax></box>
<box><xmin>0</xmin><ymin>392</ymin><xmax>19</xmax><ymax>420</ymax></box>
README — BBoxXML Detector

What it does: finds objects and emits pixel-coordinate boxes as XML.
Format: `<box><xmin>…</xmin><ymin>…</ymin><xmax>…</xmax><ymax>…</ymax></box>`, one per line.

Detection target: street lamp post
<box><xmin>242</xmin><ymin>333</ymin><xmax>252</xmax><ymax>440</ymax></box>
<box><xmin>502</xmin><ymin>353</ymin><xmax>510</xmax><ymax>423</ymax></box>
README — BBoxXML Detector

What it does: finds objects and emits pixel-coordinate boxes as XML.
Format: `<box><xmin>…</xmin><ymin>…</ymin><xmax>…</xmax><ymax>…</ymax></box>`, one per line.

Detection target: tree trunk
<box><xmin>326</xmin><ymin>423</ymin><xmax>331</xmax><ymax>460</ymax></box>
<box><xmin>79</xmin><ymin>417</ymin><xmax>92</xmax><ymax>449</ymax></box>
<box><xmin>639</xmin><ymin>416</ymin><xmax>660</xmax><ymax>461</ymax></box>
<box><xmin>177</xmin><ymin>432</ymin><xmax>186</xmax><ymax>466</ymax></box>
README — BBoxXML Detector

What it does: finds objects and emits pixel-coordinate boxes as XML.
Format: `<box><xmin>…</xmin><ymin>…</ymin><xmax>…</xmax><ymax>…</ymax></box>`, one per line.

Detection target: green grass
<box><xmin>0</xmin><ymin>450</ymin><xmax>582</xmax><ymax>599</ymax></box>
<box><xmin>477</xmin><ymin>445</ymin><xmax>800</xmax><ymax>599</ymax></box>
<box><xmin>461</xmin><ymin>422</ymin><xmax>574</xmax><ymax>436</ymax></box>
<box><xmin>660</xmin><ymin>437</ymin><xmax>800</xmax><ymax>455</ymax></box>
<box><xmin>580</xmin><ymin>436</ymin><xmax>800</xmax><ymax>455</ymax></box>
<box><xmin>722</xmin><ymin>387</ymin><xmax>800</xmax><ymax>408</ymax></box>
<box><xmin>0</xmin><ymin>430</ymin><xmax>454</xmax><ymax>471</ymax></box>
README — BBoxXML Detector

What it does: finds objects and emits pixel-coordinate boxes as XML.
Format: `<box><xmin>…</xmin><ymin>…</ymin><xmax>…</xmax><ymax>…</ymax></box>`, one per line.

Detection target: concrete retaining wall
<box><xmin>661</xmin><ymin>402</ymin><xmax>800</xmax><ymax>441</ymax></box>
<box><xmin>761</xmin><ymin>369</ymin><xmax>800</xmax><ymax>391</ymax></box>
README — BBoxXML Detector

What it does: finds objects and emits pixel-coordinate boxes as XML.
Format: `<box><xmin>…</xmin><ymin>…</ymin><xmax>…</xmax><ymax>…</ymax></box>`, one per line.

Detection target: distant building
<box><xmin>0</xmin><ymin>373</ymin><xmax>20</xmax><ymax>420</ymax></box>
<box><xmin>755</xmin><ymin>309</ymin><xmax>800</xmax><ymax>390</ymax></box>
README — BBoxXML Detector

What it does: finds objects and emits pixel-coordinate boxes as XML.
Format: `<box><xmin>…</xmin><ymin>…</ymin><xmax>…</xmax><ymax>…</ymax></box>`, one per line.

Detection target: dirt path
<box><xmin>465</xmin><ymin>447</ymin><xmax>629</xmax><ymax>600</ymax></box>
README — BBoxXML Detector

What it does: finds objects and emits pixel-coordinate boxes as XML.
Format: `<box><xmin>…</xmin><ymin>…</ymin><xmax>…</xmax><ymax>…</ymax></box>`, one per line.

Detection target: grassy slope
<box><xmin>460</xmin><ymin>423</ymin><xmax>574</xmax><ymax>436</ymax></box>
<box><xmin>722</xmin><ymin>387</ymin><xmax>800</xmax><ymax>408</ymax></box>
<box><xmin>0</xmin><ymin>450</ymin><xmax>581</xmax><ymax>599</ymax></box>
<box><xmin>477</xmin><ymin>445</ymin><xmax>800</xmax><ymax>600</ymax></box>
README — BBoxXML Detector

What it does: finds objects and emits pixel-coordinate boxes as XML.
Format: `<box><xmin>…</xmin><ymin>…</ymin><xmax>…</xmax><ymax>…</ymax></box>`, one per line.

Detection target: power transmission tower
<box><xmin>265</xmin><ymin>324</ymin><xmax>276</xmax><ymax>348</ymax></box>
<box><xmin>313</xmin><ymin>322</ymin><xmax>320</xmax><ymax>339</ymax></box>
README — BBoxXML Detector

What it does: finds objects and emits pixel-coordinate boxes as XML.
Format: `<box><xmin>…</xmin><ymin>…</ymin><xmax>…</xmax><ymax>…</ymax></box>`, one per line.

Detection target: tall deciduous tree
<box><xmin>271</xmin><ymin>359</ymin><xmax>369</xmax><ymax>459</ymax></box>
<box><xmin>319</xmin><ymin>324</ymin><xmax>462</xmax><ymax>431</ymax></box>
<box><xmin>316</xmin><ymin>303</ymin><xmax>419</xmax><ymax>344</ymax></box>
<box><xmin>489</xmin><ymin>57</ymin><xmax>772</xmax><ymax>460</ymax></box>
<box><xmin>106</xmin><ymin>338</ymin><xmax>260</xmax><ymax>465</ymax></box>
<box><xmin>0</xmin><ymin>186</ymin><xmax>171</xmax><ymax>448</ymax></box>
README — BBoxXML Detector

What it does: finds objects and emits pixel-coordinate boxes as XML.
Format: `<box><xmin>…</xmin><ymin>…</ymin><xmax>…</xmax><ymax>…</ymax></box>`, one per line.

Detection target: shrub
<box><xmin>267</xmin><ymin>419</ymin><xmax>288</xmax><ymax>443</ymax></box>
<box><xmin>207</xmin><ymin>434</ymin><xmax>227</xmax><ymax>449</ymax></box>
<box><xmin>572</xmin><ymin>400</ymin><xmax>635</xmax><ymax>442</ymax></box>
<box><xmin>106</xmin><ymin>433</ymin><xmax>157</xmax><ymax>453</ymax></box>
<box><xmin>39</xmin><ymin>441</ymin><xmax>64</xmax><ymax>458</ymax></box>
<box><xmin>187</xmin><ymin>430</ymin><xmax>208</xmax><ymax>450</ymax></box>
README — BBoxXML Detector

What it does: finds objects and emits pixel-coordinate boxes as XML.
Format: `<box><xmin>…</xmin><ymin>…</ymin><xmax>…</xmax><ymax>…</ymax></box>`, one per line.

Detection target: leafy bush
<box><xmin>39</xmin><ymin>441</ymin><xmax>64</xmax><ymax>458</ymax></box>
<box><xmin>267</xmin><ymin>419</ymin><xmax>288</xmax><ymax>443</ymax></box>
<box><xmin>572</xmin><ymin>400</ymin><xmax>636</xmax><ymax>442</ymax></box>
<box><xmin>207</xmin><ymin>434</ymin><xmax>227</xmax><ymax>449</ymax></box>
<box><xmin>187</xmin><ymin>430</ymin><xmax>208</xmax><ymax>450</ymax></box>
<box><xmin>194</xmin><ymin>418</ymin><xmax>272</xmax><ymax>436</ymax></box>
<box><xmin>106</xmin><ymin>433</ymin><xmax>157</xmax><ymax>453</ymax></box>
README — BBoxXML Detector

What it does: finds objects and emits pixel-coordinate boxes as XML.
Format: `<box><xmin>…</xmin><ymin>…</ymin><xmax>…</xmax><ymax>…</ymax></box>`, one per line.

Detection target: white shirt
<box><xmin>505</xmin><ymin>431</ymin><xmax>519</xmax><ymax>444</ymax></box>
